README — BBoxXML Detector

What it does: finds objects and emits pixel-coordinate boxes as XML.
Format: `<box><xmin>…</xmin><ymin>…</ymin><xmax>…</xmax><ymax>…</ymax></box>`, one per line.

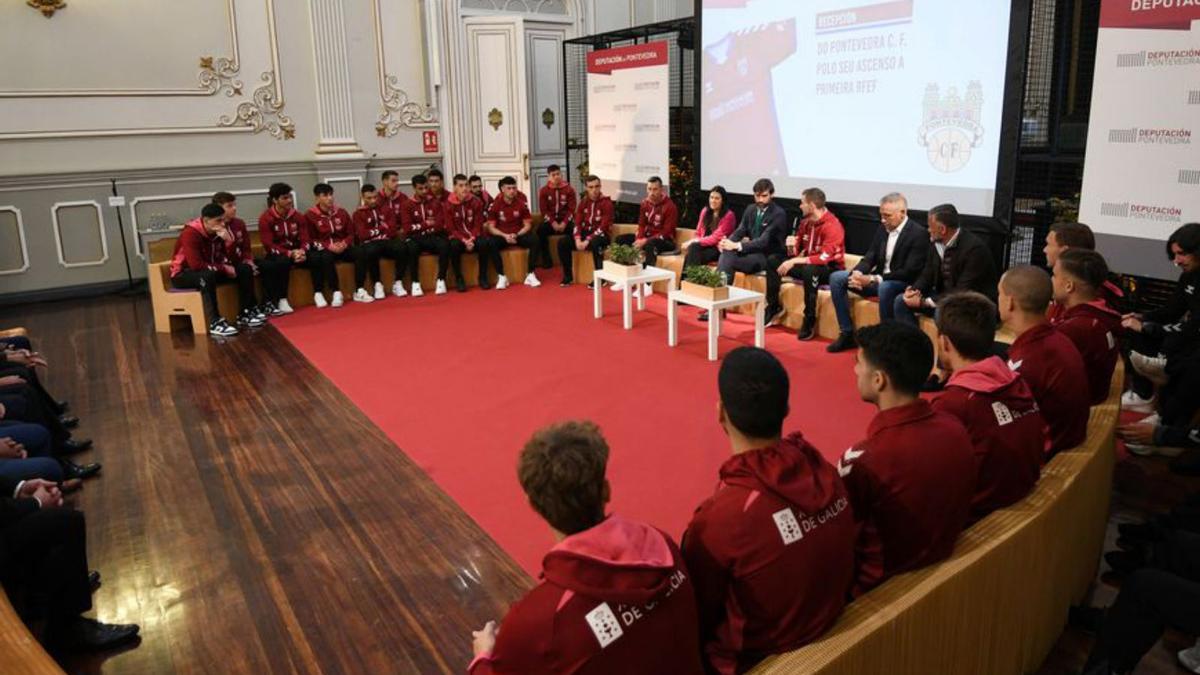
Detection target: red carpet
<box><xmin>273</xmin><ymin>269</ymin><xmax>877</xmax><ymax>575</ymax></box>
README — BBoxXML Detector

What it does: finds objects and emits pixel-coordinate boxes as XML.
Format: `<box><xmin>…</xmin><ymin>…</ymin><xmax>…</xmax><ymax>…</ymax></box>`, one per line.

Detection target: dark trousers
<box><xmin>0</xmin><ymin>421</ymin><xmax>52</xmax><ymax>457</ymax></box>
<box><xmin>171</xmin><ymin>269</ymin><xmax>220</xmax><ymax>322</ymax></box>
<box><xmin>614</xmin><ymin>234</ymin><xmax>675</xmax><ymax>268</ymax></box>
<box><xmin>447</xmin><ymin>239</ymin><xmax>482</xmax><ymax>284</ymax></box>
<box><xmin>474</xmin><ymin>236</ymin><xmax>502</xmax><ymax>284</ymax></box>
<box><xmin>893</xmin><ymin>294</ymin><xmax>936</xmax><ymax>326</ymax></box>
<box><xmin>716</xmin><ymin>250</ymin><xmax>771</xmax><ymax>286</ymax></box>
<box><xmin>489</xmin><ymin>231</ymin><xmax>538</xmax><ymax>278</ymax></box>
<box><xmin>537</xmin><ymin>221</ymin><xmax>573</xmax><ymax>268</ymax></box>
<box><xmin>0</xmin><ymin>364</ymin><xmax>62</xmax><ymax>421</ymax></box>
<box><xmin>307</xmin><ymin>247</ymin><xmax>367</xmax><ymax>292</ymax></box>
<box><xmin>558</xmin><ymin>234</ymin><xmax>609</xmax><ymax>283</ymax></box>
<box><xmin>403</xmin><ymin>234</ymin><xmax>451</xmax><ymax>281</ymax></box>
<box><xmin>1087</xmin><ymin>568</ymin><xmax>1200</xmax><ymax>672</ymax></box>
<box><xmin>769</xmin><ymin>263</ymin><xmax>835</xmax><ymax>321</ymax></box>
<box><xmin>682</xmin><ymin>243</ymin><xmax>721</xmax><ymax>270</ymax></box>
<box><xmin>0</xmin><ymin>508</ymin><xmax>92</xmax><ymax>627</ymax></box>
<box><xmin>1</xmin><ymin>337</ymin><xmax>33</xmax><ymax>351</ymax></box>
<box><xmin>1161</xmin><ymin>351</ymin><xmax>1200</xmax><ymax>427</ymax></box>
<box><xmin>222</xmin><ymin>263</ymin><xmax>258</xmax><ymax>313</ymax></box>
<box><xmin>361</xmin><ymin>239</ymin><xmax>406</xmax><ymax>286</ymax></box>
<box><xmin>0</xmin><ymin>385</ymin><xmax>69</xmax><ymax>451</ymax></box>
<box><xmin>258</xmin><ymin>254</ymin><xmax>293</xmax><ymax>304</ymax></box>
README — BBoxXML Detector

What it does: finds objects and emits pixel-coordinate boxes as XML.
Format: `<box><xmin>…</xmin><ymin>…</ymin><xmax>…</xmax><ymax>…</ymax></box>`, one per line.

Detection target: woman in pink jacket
<box><xmin>682</xmin><ymin>185</ymin><xmax>736</xmax><ymax>269</ymax></box>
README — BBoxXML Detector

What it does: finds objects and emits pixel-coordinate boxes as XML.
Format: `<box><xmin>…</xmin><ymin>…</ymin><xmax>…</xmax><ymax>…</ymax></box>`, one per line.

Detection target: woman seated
<box><xmin>681</xmin><ymin>185</ymin><xmax>735</xmax><ymax>270</ymax></box>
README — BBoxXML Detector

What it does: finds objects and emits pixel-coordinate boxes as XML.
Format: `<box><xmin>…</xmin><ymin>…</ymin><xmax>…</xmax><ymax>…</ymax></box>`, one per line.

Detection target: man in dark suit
<box><xmin>895</xmin><ymin>203</ymin><xmax>998</xmax><ymax>326</ymax></box>
<box><xmin>710</xmin><ymin>178</ymin><xmax>789</xmax><ymax>322</ymax></box>
<box><xmin>827</xmin><ymin>193</ymin><xmax>928</xmax><ymax>353</ymax></box>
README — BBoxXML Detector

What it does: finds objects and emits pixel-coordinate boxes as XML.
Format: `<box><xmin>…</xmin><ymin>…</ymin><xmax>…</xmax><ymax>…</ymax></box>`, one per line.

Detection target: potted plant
<box><xmin>603</xmin><ymin>243</ymin><xmax>642</xmax><ymax>278</ymax></box>
<box><xmin>681</xmin><ymin>265</ymin><xmax>729</xmax><ymax>301</ymax></box>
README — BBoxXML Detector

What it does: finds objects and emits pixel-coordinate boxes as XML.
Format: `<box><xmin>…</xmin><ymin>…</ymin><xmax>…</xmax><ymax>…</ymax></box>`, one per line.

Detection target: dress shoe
<box><xmin>456</xmin><ymin>278</ymin><xmax>468</xmax><ymax>293</ymax></box>
<box><xmin>62</xmin><ymin>459</ymin><xmax>101</xmax><ymax>480</ymax></box>
<box><xmin>59</xmin><ymin>438</ymin><xmax>93</xmax><ymax>455</ymax></box>
<box><xmin>52</xmin><ymin>616</ymin><xmax>139</xmax><ymax>652</ymax></box>
<box><xmin>797</xmin><ymin>317</ymin><xmax>816</xmax><ymax>341</ymax></box>
<box><xmin>826</xmin><ymin>331</ymin><xmax>857</xmax><ymax>353</ymax></box>
<box><xmin>59</xmin><ymin>478</ymin><xmax>83</xmax><ymax>494</ymax></box>
<box><xmin>57</xmin><ymin>400</ymin><xmax>70</xmax><ymax>413</ymax></box>
<box><xmin>59</xmin><ymin>414</ymin><xmax>80</xmax><ymax>429</ymax></box>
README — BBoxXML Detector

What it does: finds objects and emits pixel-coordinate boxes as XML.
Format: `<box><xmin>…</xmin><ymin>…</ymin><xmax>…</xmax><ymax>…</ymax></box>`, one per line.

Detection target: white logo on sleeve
<box><xmin>992</xmin><ymin>401</ymin><xmax>1014</xmax><ymax>426</ymax></box>
<box><xmin>773</xmin><ymin>508</ymin><xmax>804</xmax><ymax>545</ymax></box>
<box><xmin>1007</xmin><ymin>358</ymin><xmax>1023</xmax><ymax>371</ymax></box>
<box><xmin>585</xmin><ymin>603</ymin><xmax>624</xmax><ymax>648</ymax></box>
<box><xmin>1106</xmin><ymin>331</ymin><xmax>1115</xmax><ymax>350</ymax></box>
<box><xmin>836</xmin><ymin>447</ymin><xmax>864</xmax><ymax>477</ymax></box>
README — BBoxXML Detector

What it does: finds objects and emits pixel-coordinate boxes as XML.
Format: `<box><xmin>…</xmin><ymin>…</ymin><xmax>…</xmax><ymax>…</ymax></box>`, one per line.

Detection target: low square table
<box><xmin>667</xmin><ymin>286</ymin><xmax>766</xmax><ymax>361</ymax></box>
<box><xmin>592</xmin><ymin>265</ymin><xmax>676</xmax><ymax>330</ymax></box>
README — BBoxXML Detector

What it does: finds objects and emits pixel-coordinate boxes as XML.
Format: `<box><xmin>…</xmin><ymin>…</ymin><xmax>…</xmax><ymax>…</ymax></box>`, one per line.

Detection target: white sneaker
<box><xmin>1131</xmin><ymin>352</ymin><xmax>1168</xmax><ymax>386</ymax></box>
<box><xmin>354</xmin><ymin>288</ymin><xmax>375</xmax><ymax>303</ymax></box>
<box><xmin>392</xmin><ymin>281</ymin><xmax>407</xmax><ymax>297</ymax></box>
<box><xmin>275</xmin><ymin>299</ymin><xmax>295</xmax><ymax>315</ymax></box>
<box><xmin>1178</xmin><ymin>638</ymin><xmax>1200</xmax><ymax>674</ymax></box>
<box><xmin>209</xmin><ymin>318</ymin><xmax>239</xmax><ymax>337</ymax></box>
<box><xmin>331</xmin><ymin>291</ymin><xmax>345</xmax><ymax>308</ymax></box>
<box><xmin>411</xmin><ymin>282</ymin><xmax>424</xmax><ymax>297</ymax></box>
<box><xmin>610</xmin><ymin>281</ymin><xmax>625</xmax><ymax>292</ymax></box>
<box><xmin>314</xmin><ymin>293</ymin><xmax>328</xmax><ymax>309</ymax></box>
<box><xmin>373</xmin><ymin>282</ymin><xmax>386</xmax><ymax>300</ymax></box>
<box><xmin>524</xmin><ymin>272</ymin><xmax>541</xmax><ymax>287</ymax></box>
<box><xmin>642</xmin><ymin>283</ymin><xmax>653</xmax><ymax>296</ymax></box>
<box><xmin>436</xmin><ymin>279</ymin><xmax>448</xmax><ymax>295</ymax></box>
<box><xmin>1121</xmin><ymin>390</ymin><xmax>1155</xmax><ymax>413</ymax></box>
<box><xmin>496</xmin><ymin>275</ymin><xmax>509</xmax><ymax>290</ymax></box>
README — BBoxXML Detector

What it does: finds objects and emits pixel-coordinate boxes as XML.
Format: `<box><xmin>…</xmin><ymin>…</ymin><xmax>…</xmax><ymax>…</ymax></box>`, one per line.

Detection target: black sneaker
<box><xmin>797</xmin><ymin>317</ymin><xmax>816</xmax><ymax>341</ymax></box>
<box><xmin>586</xmin><ymin>281</ymin><xmax>595</xmax><ymax>290</ymax></box>
<box><xmin>255</xmin><ymin>303</ymin><xmax>272</xmax><ymax>320</ymax></box>
<box><xmin>826</xmin><ymin>331</ymin><xmax>856</xmax><ymax>353</ymax></box>
<box><xmin>561</xmin><ymin>278</ymin><xmax>573</xmax><ymax>287</ymax></box>
<box><xmin>766</xmin><ymin>304</ymin><xmax>786</xmax><ymax>326</ymax></box>
<box><xmin>237</xmin><ymin>310</ymin><xmax>265</xmax><ymax>328</ymax></box>
<box><xmin>697</xmin><ymin>310</ymin><xmax>709</xmax><ymax>322</ymax></box>
<box><xmin>209</xmin><ymin>318</ymin><xmax>239</xmax><ymax>337</ymax></box>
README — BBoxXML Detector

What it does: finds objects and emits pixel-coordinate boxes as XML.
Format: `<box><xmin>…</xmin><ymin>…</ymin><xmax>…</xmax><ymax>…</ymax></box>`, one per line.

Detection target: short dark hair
<box><xmin>452</xmin><ymin>173</ymin><xmax>468</xmax><ymax>184</ymax></box>
<box><xmin>427</xmin><ymin>168</ymin><xmax>444</xmax><ymax>179</ymax></box>
<box><xmin>928</xmin><ymin>203</ymin><xmax>960</xmax><ymax>230</ymax></box>
<box><xmin>518</xmin><ymin>420</ymin><xmax>609</xmax><ymax>535</ymax></box>
<box><xmin>411</xmin><ymin>174</ymin><xmax>428</xmax><ymax>187</ymax></box>
<box><xmin>801</xmin><ymin>187</ymin><xmax>826</xmax><ymax>209</ymax></box>
<box><xmin>547</xmin><ymin>164</ymin><xmax>561</xmax><ymax>173</ymax></box>
<box><xmin>211</xmin><ymin>191</ymin><xmax>236</xmax><ymax>205</ymax></box>
<box><xmin>1001</xmin><ymin>265</ymin><xmax>1053</xmax><ymax>313</ymax></box>
<box><xmin>1167</xmin><ymin>222</ymin><xmax>1200</xmax><ymax>259</ymax></box>
<box><xmin>267</xmin><ymin>182</ymin><xmax>292</xmax><ymax>204</ymax></box>
<box><xmin>313</xmin><ymin>183</ymin><xmax>334</xmax><ymax>196</ymax></box>
<box><xmin>585</xmin><ymin>175</ymin><xmax>601</xmax><ymax>184</ymax></box>
<box><xmin>381</xmin><ymin>170</ymin><xmax>399</xmax><ymax>181</ymax></box>
<box><xmin>361</xmin><ymin>183</ymin><xmax>376</xmax><ymax>194</ymax></box>
<box><xmin>936</xmin><ymin>292</ymin><xmax>998</xmax><ymax>361</ymax></box>
<box><xmin>752</xmin><ymin>178</ymin><xmax>775</xmax><ymax>195</ymax></box>
<box><xmin>201</xmin><ymin>203</ymin><xmax>225</xmax><ymax>220</ymax></box>
<box><xmin>647</xmin><ymin>176</ymin><xmax>663</xmax><ymax>186</ymax></box>
<box><xmin>1050</xmin><ymin>222</ymin><xmax>1095</xmax><ymax>250</ymax></box>
<box><xmin>498</xmin><ymin>176</ymin><xmax>517</xmax><ymax>188</ymax></box>
<box><xmin>718</xmin><ymin>347</ymin><xmax>789</xmax><ymax>438</ymax></box>
<box><xmin>855</xmin><ymin>322</ymin><xmax>934</xmax><ymax>397</ymax></box>
<box><xmin>1057</xmin><ymin>248</ymin><xmax>1109</xmax><ymax>291</ymax></box>
<box><xmin>468</xmin><ymin>174</ymin><xmax>482</xmax><ymax>184</ymax></box>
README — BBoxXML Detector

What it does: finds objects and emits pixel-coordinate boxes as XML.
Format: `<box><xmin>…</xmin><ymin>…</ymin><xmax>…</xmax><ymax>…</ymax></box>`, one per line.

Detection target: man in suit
<box><xmin>708</xmin><ymin>178</ymin><xmax>789</xmax><ymax>322</ymax></box>
<box><xmin>895</xmin><ymin>203</ymin><xmax>998</xmax><ymax>326</ymax></box>
<box><xmin>826</xmin><ymin>192</ymin><xmax>928</xmax><ymax>353</ymax></box>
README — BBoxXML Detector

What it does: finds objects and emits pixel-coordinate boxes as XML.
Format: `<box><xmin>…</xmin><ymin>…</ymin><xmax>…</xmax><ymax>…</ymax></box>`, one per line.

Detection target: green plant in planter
<box><xmin>608</xmin><ymin>243</ymin><xmax>642</xmax><ymax>266</ymax></box>
<box><xmin>683</xmin><ymin>265</ymin><xmax>727</xmax><ymax>288</ymax></box>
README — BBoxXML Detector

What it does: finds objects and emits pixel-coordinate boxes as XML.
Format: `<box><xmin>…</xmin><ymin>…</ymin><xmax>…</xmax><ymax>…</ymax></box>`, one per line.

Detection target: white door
<box><xmin>463</xmin><ymin>16</ymin><xmax>531</xmax><ymax>196</ymax></box>
<box><xmin>524</xmin><ymin>22</ymin><xmax>570</xmax><ymax>207</ymax></box>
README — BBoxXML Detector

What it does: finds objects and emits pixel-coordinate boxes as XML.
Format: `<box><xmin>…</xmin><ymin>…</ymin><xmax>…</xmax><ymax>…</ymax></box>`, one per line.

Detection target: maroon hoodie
<box><xmin>574</xmin><ymin>195</ymin><xmax>614</xmax><ymax>241</ymax></box>
<box><xmin>933</xmin><ymin>357</ymin><xmax>1045</xmax><ymax>520</ymax></box>
<box><xmin>257</xmin><ymin>206</ymin><xmax>305</xmax><ymax>256</ymax></box>
<box><xmin>1007</xmin><ymin>323</ymin><xmax>1090</xmax><ymax>455</ymax></box>
<box><xmin>682</xmin><ymin>433</ymin><xmax>855</xmax><ymax>675</ymax></box>
<box><xmin>169</xmin><ymin>217</ymin><xmax>223</xmax><ymax>278</ymax></box>
<box><xmin>469</xmin><ymin>515</ymin><xmax>704</xmax><ymax>675</ymax></box>
<box><xmin>1051</xmin><ymin>300</ymin><xmax>1122</xmax><ymax>405</ymax></box>
<box><xmin>221</xmin><ymin>217</ymin><xmax>254</xmax><ymax>265</ymax></box>
<box><xmin>539</xmin><ymin>182</ymin><xmax>578</xmax><ymax>225</ymax></box>
<box><xmin>446</xmin><ymin>193</ymin><xmax>487</xmax><ymax>241</ymax></box>
<box><xmin>836</xmin><ymin>399</ymin><xmax>975</xmax><ymax>596</ymax></box>
<box><xmin>404</xmin><ymin>194</ymin><xmax>448</xmax><ymax>237</ymax></box>
<box><xmin>303</xmin><ymin>205</ymin><xmax>354</xmax><ymax>251</ymax></box>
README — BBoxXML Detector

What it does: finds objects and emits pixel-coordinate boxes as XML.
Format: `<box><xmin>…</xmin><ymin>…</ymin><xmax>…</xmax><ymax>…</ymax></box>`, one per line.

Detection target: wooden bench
<box><xmin>0</xmin><ymin>587</ymin><xmax>66</xmax><ymax>674</ymax></box>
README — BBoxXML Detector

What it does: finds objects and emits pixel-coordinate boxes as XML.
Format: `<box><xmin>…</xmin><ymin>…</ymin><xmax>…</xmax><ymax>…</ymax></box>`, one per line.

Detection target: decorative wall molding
<box><xmin>372</xmin><ymin>0</ymin><xmax>438</xmax><ymax>137</ymax></box>
<box><xmin>27</xmin><ymin>0</ymin><xmax>66</xmax><ymax>19</ymax></box>
<box><xmin>51</xmin><ymin>201</ymin><xmax>109</xmax><ymax>268</ymax></box>
<box><xmin>461</xmin><ymin>0</ymin><xmax>567</xmax><ymax>15</ymax></box>
<box><xmin>0</xmin><ymin>207</ymin><xmax>31</xmax><ymax>275</ymax></box>
<box><xmin>198</xmin><ymin>55</ymin><xmax>244</xmax><ymax>97</ymax></box>
<box><xmin>218</xmin><ymin>70</ymin><xmax>295</xmax><ymax>139</ymax></box>
<box><xmin>308</xmin><ymin>0</ymin><xmax>361</xmax><ymax>154</ymax></box>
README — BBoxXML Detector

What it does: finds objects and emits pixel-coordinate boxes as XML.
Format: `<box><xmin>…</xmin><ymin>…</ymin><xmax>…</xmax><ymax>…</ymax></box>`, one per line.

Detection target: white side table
<box><xmin>592</xmin><ymin>265</ymin><xmax>676</xmax><ymax>330</ymax></box>
<box><xmin>668</xmin><ymin>286</ymin><xmax>766</xmax><ymax>361</ymax></box>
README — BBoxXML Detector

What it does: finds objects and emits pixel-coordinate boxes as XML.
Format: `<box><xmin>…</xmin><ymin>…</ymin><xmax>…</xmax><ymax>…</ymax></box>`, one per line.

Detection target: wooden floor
<box><xmin>5</xmin><ymin>293</ymin><xmax>1197</xmax><ymax>674</ymax></box>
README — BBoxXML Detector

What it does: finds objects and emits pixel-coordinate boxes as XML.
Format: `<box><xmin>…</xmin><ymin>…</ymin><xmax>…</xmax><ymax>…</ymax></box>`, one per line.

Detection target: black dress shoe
<box><xmin>59</xmin><ymin>438</ymin><xmax>93</xmax><ymax>455</ymax></box>
<box><xmin>456</xmin><ymin>279</ymin><xmax>468</xmax><ymax>293</ymax></box>
<box><xmin>797</xmin><ymin>317</ymin><xmax>816</xmax><ymax>341</ymax></box>
<box><xmin>53</xmin><ymin>616</ymin><xmax>139</xmax><ymax>652</ymax></box>
<box><xmin>57</xmin><ymin>400</ymin><xmax>70</xmax><ymax>413</ymax></box>
<box><xmin>479</xmin><ymin>279</ymin><xmax>492</xmax><ymax>290</ymax></box>
<box><xmin>60</xmin><ymin>414</ymin><xmax>80</xmax><ymax>429</ymax></box>
<box><xmin>826</xmin><ymin>331</ymin><xmax>857</xmax><ymax>353</ymax></box>
<box><xmin>560</xmin><ymin>279</ymin><xmax>573</xmax><ymax>287</ymax></box>
<box><xmin>62</xmin><ymin>459</ymin><xmax>101</xmax><ymax>480</ymax></box>
<box><xmin>89</xmin><ymin>570</ymin><xmax>101</xmax><ymax>593</ymax></box>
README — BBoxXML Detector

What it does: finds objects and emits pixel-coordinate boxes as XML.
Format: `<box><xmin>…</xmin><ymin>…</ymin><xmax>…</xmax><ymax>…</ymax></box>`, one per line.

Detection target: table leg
<box><xmin>622</xmin><ymin>286</ymin><xmax>633</xmax><ymax>330</ymax></box>
<box><xmin>668</xmin><ymin>297</ymin><xmax>677</xmax><ymax>347</ymax></box>
<box><xmin>637</xmin><ymin>283</ymin><xmax>646</xmax><ymax>311</ymax></box>
<box><xmin>755</xmin><ymin>300</ymin><xmax>765</xmax><ymax>348</ymax></box>
<box><xmin>708</xmin><ymin>305</ymin><xmax>719</xmax><ymax>361</ymax></box>
<box><xmin>593</xmin><ymin>277</ymin><xmax>603</xmax><ymax>319</ymax></box>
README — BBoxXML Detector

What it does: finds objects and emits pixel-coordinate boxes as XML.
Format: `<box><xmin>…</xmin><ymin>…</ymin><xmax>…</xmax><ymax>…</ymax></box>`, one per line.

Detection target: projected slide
<box><xmin>701</xmin><ymin>0</ymin><xmax>1013</xmax><ymax>216</ymax></box>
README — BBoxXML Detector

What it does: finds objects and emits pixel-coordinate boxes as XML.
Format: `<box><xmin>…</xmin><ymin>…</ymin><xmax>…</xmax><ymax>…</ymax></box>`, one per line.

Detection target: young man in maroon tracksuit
<box><xmin>683</xmin><ymin>347</ymin><xmax>855</xmax><ymax>674</ymax></box>
<box><xmin>304</xmin><ymin>183</ymin><xmax>367</xmax><ymax>308</ymax></box>
<box><xmin>445</xmin><ymin>173</ymin><xmax>491</xmax><ymax>292</ymax></box>
<box><xmin>484</xmin><ymin>176</ymin><xmax>542</xmax><ymax>289</ymax></box>
<box><xmin>999</xmin><ymin>265</ymin><xmax>1090</xmax><ymax>456</ymax></box>
<box><xmin>400</xmin><ymin>174</ymin><xmax>452</xmax><ymax>296</ymax></box>
<box><xmin>426</xmin><ymin>168</ymin><xmax>451</xmax><ymax>204</ymax></box>
<box><xmin>614</xmin><ymin>176</ymin><xmax>678</xmax><ymax>277</ymax></box>
<box><xmin>837</xmin><ymin>322</ymin><xmax>975</xmax><ymax>596</ymax></box>
<box><xmin>467</xmin><ymin>421</ymin><xmax>704</xmax><ymax>675</ymax></box>
<box><xmin>770</xmin><ymin>187</ymin><xmax>845</xmax><ymax>340</ymax></box>
<box><xmin>932</xmin><ymin>293</ymin><xmax>1045</xmax><ymax>521</ymax></box>
<box><xmin>379</xmin><ymin>170</ymin><xmax>411</xmax><ymax>233</ymax></box>
<box><xmin>169</xmin><ymin>203</ymin><xmax>242</xmax><ymax>337</ymax></box>
<box><xmin>256</xmin><ymin>182</ymin><xmax>305</xmax><ymax>315</ymax></box>
<box><xmin>211</xmin><ymin>192</ymin><xmax>268</xmax><ymax>325</ymax></box>
<box><xmin>559</xmin><ymin>175</ymin><xmax>612</xmax><ymax>288</ymax></box>
<box><xmin>353</xmin><ymin>184</ymin><xmax>407</xmax><ymax>299</ymax></box>
<box><xmin>536</xmin><ymin>164</ymin><xmax>578</xmax><ymax>271</ymax></box>
<box><xmin>1051</xmin><ymin>248</ymin><xmax>1123</xmax><ymax>405</ymax></box>
<box><xmin>469</xmin><ymin>174</ymin><xmax>494</xmax><ymax>211</ymax></box>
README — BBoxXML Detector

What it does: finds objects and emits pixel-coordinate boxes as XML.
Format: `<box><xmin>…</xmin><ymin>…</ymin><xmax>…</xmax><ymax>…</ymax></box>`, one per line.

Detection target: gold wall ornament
<box><xmin>27</xmin><ymin>0</ymin><xmax>66</xmax><ymax>17</ymax></box>
<box><xmin>217</xmin><ymin>71</ymin><xmax>295</xmax><ymax>140</ymax></box>
<box><xmin>541</xmin><ymin>108</ymin><xmax>555</xmax><ymax>130</ymax></box>
<box><xmin>198</xmin><ymin>56</ymin><xmax>243</xmax><ymax>97</ymax></box>
<box><xmin>375</xmin><ymin>74</ymin><xmax>437</xmax><ymax>137</ymax></box>
<box><xmin>487</xmin><ymin>108</ymin><xmax>503</xmax><ymax>131</ymax></box>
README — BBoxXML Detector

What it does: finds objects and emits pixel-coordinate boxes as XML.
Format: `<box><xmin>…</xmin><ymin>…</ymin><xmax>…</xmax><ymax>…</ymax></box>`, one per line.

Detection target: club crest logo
<box><xmin>918</xmin><ymin>82</ymin><xmax>984</xmax><ymax>173</ymax></box>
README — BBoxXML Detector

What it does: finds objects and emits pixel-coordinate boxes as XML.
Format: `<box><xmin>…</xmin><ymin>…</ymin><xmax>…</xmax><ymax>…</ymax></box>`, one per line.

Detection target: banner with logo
<box><xmin>586</xmin><ymin>41</ymin><xmax>670</xmax><ymax>203</ymax></box>
<box><xmin>1079</xmin><ymin>0</ymin><xmax>1200</xmax><ymax>279</ymax></box>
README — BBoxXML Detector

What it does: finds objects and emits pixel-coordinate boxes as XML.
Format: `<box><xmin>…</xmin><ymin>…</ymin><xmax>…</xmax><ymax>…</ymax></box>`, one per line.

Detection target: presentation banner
<box><xmin>1079</xmin><ymin>1</ymin><xmax>1200</xmax><ymax>279</ymax></box>
<box><xmin>586</xmin><ymin>41</ymin><xmax>670</xmax><ymax>203</ymax></box>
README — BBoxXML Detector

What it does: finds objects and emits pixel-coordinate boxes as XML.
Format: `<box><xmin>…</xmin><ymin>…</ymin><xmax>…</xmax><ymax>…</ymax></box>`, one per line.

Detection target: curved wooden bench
<box><xmin>0</xmin><ymin>589</ymin><xmax>64</xmax><ymax>674</ymax></box>
<box><xmin>750</xmin><ymin>364</ymin><xmax>1123</xmax><ymax>675</ymax></box>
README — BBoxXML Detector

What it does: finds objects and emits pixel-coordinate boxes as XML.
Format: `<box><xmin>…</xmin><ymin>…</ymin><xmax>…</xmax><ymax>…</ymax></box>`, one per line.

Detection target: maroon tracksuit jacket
<box><xmin>487</xmin><ymin>196</ymin><xmax>532</xmax><ymax>236</ymax></box>
<box><xmin>258</xmin><ymin>206</ymin><xmax>306</xmax><ymax>256</ymax></box>
<box><xmin>353</xmin><ymin>204</ymin><xmax>396</xmax><ymax>244</ymax></box>
<box><xmin>574</xmin><ymin>196</ymin><xmax>614</xmax><ymax>241</ymax></box>
<box><xmin>682</xmin><ymin>433</ymin><xmax>855</xmax><ymax>674</ymax></box>
<box><xmin>221</xmin><ymin>217</ymin><xmax>254</xmax><ymax>265</ymax></box>
<box><xmin>469</xmin><ymin>515</ymin><xmax>704</xmax><ymax>675</ymax></box>
<box><xmin>539</xmin><ymin>182</ymin><xmax>578</xmax><ymax>225</ymax></box>
<box><xmin>793</xmin><ymin>211</ymin><xmax>845</xmax><ymax>268</ymax></box>
<box><xmin>637</xmin><ymin>196</ymin><xmax>678</xmax><ymax>241</ymax></box>
<box><xmin>379</xmin><ymin>187</ymin><xmax>411</xmax><ymax>233</ymax></box>
<box><xmin>1052</xmin><ymin>300</ymin><xmax>1122</xmax><ymax>405</ymax></box>
<box><xmin>933</xmin><ymin>357</ymin><xmax>1045</xmax><ymax>520</ymax></box>
<box><xmin>1007</xmin><ymin>323</ymin><xmax>1090</xmax><ymax>455</ymax></box>
<box><xmin>836</xmin><ymin>399</ymin><xmax>975</xmax><ymax>596</ymax></box>
<box><xmin>303</xmin><ymin>205</ymin><xmax>354</xmax><ymax>251</ymax></box>
<box><xmin>446</xmin><ymin>194</ymin><xmax>487</xmax><ymax>241</ymax></box>
<box><xmin>169</xmin><ymin>218</ymin><xmax>224</xmax><ymax>278</ymax></box>
<box><xmin>404</xmin><ymin>195</ymin><xmax>448</xmax><ymax>237</ymax></box>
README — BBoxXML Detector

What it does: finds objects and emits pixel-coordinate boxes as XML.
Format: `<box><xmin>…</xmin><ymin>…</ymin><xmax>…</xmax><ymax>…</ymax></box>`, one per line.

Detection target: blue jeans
<box><xmin>0</xmin><ymin>457</ymin><xmax>63</xmax><ymax>482</ymax></box>
<box><xmin>893</xmin><ymin>293</ymin><xmax>935</xmax><ymax>326</ymax></box>
<box><xmin>829</xmin><ymin>271</ymin><xmax>907</xmax><ymax>334</ymax></box>
<box><xmin>0</xmin><ymin>421</ymin><xmax>51</xmax><ymax>456</ymax></box>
